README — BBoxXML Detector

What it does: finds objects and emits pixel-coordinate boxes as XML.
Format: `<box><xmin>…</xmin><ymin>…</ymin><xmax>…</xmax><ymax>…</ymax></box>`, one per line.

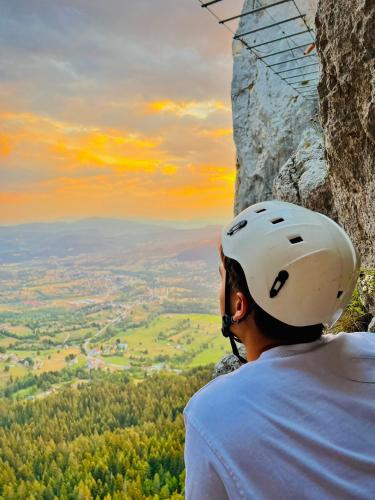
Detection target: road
<box><xmin>83</xmin><ymin>306</ymin><xmax>131</xmax><ymax>366</ymax></box>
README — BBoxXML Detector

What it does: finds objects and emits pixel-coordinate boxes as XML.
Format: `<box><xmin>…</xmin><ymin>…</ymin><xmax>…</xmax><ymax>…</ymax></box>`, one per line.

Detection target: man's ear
<box><xmin>232</xmin><ymin>292</ymin><xmax>251</xmax><ymax>322</ymax></box>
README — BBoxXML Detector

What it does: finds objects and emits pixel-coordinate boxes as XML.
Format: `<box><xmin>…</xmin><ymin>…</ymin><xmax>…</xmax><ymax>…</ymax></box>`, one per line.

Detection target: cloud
<box><xmin>0</xmin><ymin>0</ymin><xmax>237</xmax><ymax>224</ymax></box>
<box><xmin>0</xmin><ymin>134</ymin><xmax>11</xmax><ymax>156</ymax></box>
<box><xmin>0</xmin><ymin>0</ymin><xmax>234</xmax><ymax>112</ymax></box>
<box><xmin>0</xmin><ymin>161</ymin><xmax>235</xmax><ymax>223</ymax></box>
<box><xmin>161</xmin><ymin>165</ymin><xmax>178</xmax><ymax>176</ymax></box>
<box><xmin>146</xmin><ymin>99</ymin><xmax>230</xmax><ymax>119</ymax></box>
<box><xmin>199</xmin><ymin>128</ymin><xmax>233</xmax><ymax>138</ymax></box>
<box><xmin>0</xmin><ymin>111</ymin><xmax>166</xmax><ymax>177</ymax></box>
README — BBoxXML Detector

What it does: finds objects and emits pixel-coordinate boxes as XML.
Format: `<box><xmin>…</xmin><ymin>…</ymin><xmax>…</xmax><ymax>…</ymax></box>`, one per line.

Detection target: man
<box><xmin>183</xmin><ymin>200</ymin><xmax>375</xmax><ymax>499</ymax></box>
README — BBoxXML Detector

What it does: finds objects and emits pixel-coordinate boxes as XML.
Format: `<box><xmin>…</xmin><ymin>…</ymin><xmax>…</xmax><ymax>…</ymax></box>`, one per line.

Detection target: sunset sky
<box><xmin>0</xmin><ymin>0</ymin><xmax>244</xmax><ymax>226</ymax></box>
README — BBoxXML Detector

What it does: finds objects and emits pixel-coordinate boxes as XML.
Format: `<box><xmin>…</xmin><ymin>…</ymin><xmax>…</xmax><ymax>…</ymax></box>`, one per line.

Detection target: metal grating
<box><xmin>198</xmin><ymin>0</ymin><xmax>319</xmax><ymax>101</ymax></box>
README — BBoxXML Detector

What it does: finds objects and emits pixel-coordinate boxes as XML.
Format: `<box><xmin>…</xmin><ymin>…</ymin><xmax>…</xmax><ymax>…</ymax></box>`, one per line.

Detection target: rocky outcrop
<box><xmin>272</xmin><ymin>122</ymin><xmax>336</xmax><ymax>217</ymax></box>
<box><xmin>232</xmin><ymin>0</ymin><xmax>320</xmax><ymax>214</ymax></box>
<box><xmin>233</xmin><ymin>0</ymin><xmax>374</xmax><ymax>265</ymax></box>
<box><xmin>359</xmin><ymin>270</ymin><xmax>375</xmax><ymax>318</ymax></box>
<box><xmin>315</xmin><ymin>0</ymin><xmax>375</xmax><ymax>266</ymax></box>
<box><xmin>212</xmin><ymin>344</ymin><xmax>247</xmax><ymax>378</ymax></box>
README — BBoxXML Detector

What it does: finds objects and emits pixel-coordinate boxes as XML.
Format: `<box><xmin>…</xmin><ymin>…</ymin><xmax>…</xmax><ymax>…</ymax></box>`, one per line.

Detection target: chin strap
<box><xmin>221</xmin><ymin>314</ymin><xmax>247</xmax><ymax>364</ymax></box>
<box><xmin>221</xmin><ymin>274</ymin><xmax>248</xmax><ymax>365</ymax></box>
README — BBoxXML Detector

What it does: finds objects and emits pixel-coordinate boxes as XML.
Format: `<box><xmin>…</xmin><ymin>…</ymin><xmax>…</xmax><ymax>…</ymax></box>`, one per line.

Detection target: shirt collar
<box><xmin>257</xmin><ymin>334</ymin><xmax>337</xmax><ymax>360</ymax></box>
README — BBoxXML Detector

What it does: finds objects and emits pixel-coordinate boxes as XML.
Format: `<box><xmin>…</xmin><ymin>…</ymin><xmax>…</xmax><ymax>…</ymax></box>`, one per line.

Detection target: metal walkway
<box><xmin>198</xmin><ymin>0</ymin><xmax>319</xmax><ymax>101</ymax></box>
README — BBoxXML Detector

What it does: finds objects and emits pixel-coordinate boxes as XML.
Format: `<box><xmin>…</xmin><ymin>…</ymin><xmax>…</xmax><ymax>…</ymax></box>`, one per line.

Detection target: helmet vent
<box><xmin>271</xmin><ymin>217</ymin><xmax>285</xmax><ymax>224</ymax></box>
<box><xmin>337</xmin><ymin>290</ymin><xmax>343</xmax><ymax>298</ymax></box>
<box><xmin>255</xmin><ymin>208</ymin><xmax>266</xmax><ymax>213</ymax></box>
<box><xmin>289</xmin><ymin>236</ymin><xmax>303</xmax><ymax>244</ymax></box>
<box><xmin>270</xmin><ymin>270</ymin><xmax>289</xmax><ymax>298</ymax></box>
<box><xmin>227</xmin><ymin>219</ymin><xmax>247</xmax><ymax>236</ymax></box>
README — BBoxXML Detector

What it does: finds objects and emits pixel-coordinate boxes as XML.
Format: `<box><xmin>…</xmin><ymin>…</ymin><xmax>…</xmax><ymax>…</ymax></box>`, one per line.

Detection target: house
<box><xmin>87</xmin><ymin>347</ymin><xmax>101</xmax><ymax>357</ymax></box>
<box><xmin>117</xmin><ymin>342</ymin><xmax>128</xmax><ymax>351</ymax></box>
<box><xmin>87</xmin><ymin>357</ymin><xmax>105</xmax><ymax>369</ymax></box>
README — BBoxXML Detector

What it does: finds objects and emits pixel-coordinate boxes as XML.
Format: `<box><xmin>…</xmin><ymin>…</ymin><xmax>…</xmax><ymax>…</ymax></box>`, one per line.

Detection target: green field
<box><xmin>93</xmin><ymin>313</ymin><xmax>229</xmax><ymax>369</ymax></box>
<box><xmin>0</xmin><ymin>250</ymin><xmax>225</xmax><ymax>399</ymax></box>
<box><xmin>0</xmin><ymin>311</ymin><xmax>231</xmax><ymax>399</ymax></box>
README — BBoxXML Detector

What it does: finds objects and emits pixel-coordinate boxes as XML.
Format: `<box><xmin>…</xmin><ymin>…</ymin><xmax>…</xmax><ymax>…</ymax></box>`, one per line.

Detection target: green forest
<box><xmin>0</xmin><ymin>367</ymin><xmax>213</xmax><ymax>499</ymax></box>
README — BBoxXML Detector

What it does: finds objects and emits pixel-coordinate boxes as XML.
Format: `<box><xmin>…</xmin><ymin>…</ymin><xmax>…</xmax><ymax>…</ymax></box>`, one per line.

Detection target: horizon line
<box><xmin>0</xmin><ymin>215</ymin><xmax>228</xmax><ymax>230</ymax></box>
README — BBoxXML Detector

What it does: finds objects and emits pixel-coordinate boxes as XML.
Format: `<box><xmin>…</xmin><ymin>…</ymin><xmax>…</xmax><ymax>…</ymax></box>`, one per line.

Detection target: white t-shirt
<box><xmin>183</xmin><ymin>332</ymin><xmax>375</xmax><ymax>500</ymax></box>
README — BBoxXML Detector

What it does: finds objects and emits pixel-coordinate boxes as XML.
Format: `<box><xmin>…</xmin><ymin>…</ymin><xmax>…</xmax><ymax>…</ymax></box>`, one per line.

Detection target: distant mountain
<box><xmin>0</xmin><ymin>218</ymin><xmax>221</xmax><ymax>263</ymax></box>
<box><xmin>176</xmin><ymin>240</ymin><xmax>219</xmax><ymax>264</ymax></box>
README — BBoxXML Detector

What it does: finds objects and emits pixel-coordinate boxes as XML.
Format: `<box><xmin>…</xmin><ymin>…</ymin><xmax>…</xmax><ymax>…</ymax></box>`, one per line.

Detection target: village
<box><xmin>0</xmin><ymin>247</ymin><xmax>224</xmax><ymax>398</ymax></box>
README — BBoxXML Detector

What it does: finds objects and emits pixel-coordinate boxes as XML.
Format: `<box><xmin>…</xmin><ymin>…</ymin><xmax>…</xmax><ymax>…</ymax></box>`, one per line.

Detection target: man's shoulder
<box><xmin>183</xmin><ymin>361</ymin><xmax>260</xmax><ymax>428</ymax></box>
<box><xmin>337</xmin><ymin>330</ymin><xmax>375</xmax><ymax>349</ymax></box>
<box><xmin>183</xmin><ymin>332</ymin><xmax>375</xmax><ymax>428</ymax></box>
<box><xmin>329</xmin><ymin>331</ymin><xmax>375</xmax><ymax>383</ymax></box>
<box><xmin>326</xmin><ymin>331</ymin><xmax>375</xmax><ymax>359</ymax></box>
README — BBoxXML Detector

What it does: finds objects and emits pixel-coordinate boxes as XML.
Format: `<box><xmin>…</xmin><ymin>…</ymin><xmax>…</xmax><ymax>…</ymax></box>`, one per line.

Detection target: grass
<box><xmin>12</xmin><ymin>385</ymin><xmax>37</xmax><ymax>399</ymax></box>
<box><xmin>0</xmin><ymin>363</ymin><xmax>28</xmax><ymax>389</ymax></box>
<box><xmin>0</xmin><ymin>337</ymin><xmax>16</xmax><ymax>348</ymax></box>
<box><xmin>0</xmin><ymin>324</ymin><xmax>33</xmax><ymax>337</ymax></box>
<box><xmin>38</xmin><ymin>347</ymin><xmax>80</xmax><ymax>373</ymax></box>
<box><xmin>92</xmin><ymin>313</ymin><xmax>230</xmax><ymax>370</ymax></box>
<box><xmin>2</xmin><ymin>275</ymin><xmax>372</xmax><ymax>395</ymax></box>
<box><xmin>103</xmin><ymin>356</ymin><xmax>131</xmax><ymax>366</ymax></box>
<box><xmin>328</xmin><ymin>268</ymin><xmax>374</xmax><ymax>334</ymax></box>
<box><xmin>188</xmin><ymin>336</ymin><xmax>228</xmax><ymax>367</ymax></box>
<box><xmin>68</xmin><ymin>327</ymin><xmax>96</xmax><ymax>342</ymax></box>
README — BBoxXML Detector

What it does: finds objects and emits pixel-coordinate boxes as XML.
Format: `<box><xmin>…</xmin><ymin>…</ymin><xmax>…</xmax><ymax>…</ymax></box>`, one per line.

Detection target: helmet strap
<box><xmin>221</xmin><ymin>272</ymin><xmax>248</xmax><ymax>364</ymax></box>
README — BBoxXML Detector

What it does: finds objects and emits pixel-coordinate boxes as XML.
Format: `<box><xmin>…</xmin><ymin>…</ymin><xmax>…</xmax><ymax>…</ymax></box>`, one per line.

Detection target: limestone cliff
<box><xmin>315</xmin><ymin>0</ymin><xmax>375</xmax><ymax>266</ymax></box>
<box><xmin>272</xmin><ymin>122</ymin><xmax>336</xmax><ymax>217</ymax></box>
<box><xmin>232</xmin><ymin>0</ymin><xmax>321</xmax><ymax>214</ymax></box>
<box><xmin>233</xmin><ymin>0</ymin><xmax>374</xmax><ymax>266</ymax></box>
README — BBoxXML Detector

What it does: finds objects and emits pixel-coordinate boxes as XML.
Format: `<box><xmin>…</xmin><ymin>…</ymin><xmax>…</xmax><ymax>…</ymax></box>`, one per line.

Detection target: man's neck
<box><xmin>243</xmin><ymin>333</ymin><xmax>283</xmax><ymax>362</ymax></box>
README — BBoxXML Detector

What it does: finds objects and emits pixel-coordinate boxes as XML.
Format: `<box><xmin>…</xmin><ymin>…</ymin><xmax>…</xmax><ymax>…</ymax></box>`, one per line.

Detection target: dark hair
<box><xmin>220</xmin><ymin>247</ymin><xmax>323</xmax><ymax>344</ymax></box>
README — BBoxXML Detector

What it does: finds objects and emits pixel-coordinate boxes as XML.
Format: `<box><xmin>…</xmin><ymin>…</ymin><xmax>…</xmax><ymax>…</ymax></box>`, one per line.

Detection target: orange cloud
<box><xmin>53</xmin><ymin>142</ymin><xmax>160</xmax><ymax>173</ymax></box>
<box><xmin>161</xmin><ymin>165</ymin><xmax>178</xmax><ymax>176</ymax></box>
<box><xmin>0</xmin><ymin>110</ymin><xmax>235</xmax><ymax>224</ymax></box>
<box><xmin>0</xmin><ymin>161</ymin><xmax>235</xmax><ymax>224</ymax></box>
<box><xmin>146</xmin><ymin>99</ymin><xmax>230</xmax><ymax>119</ymax></box>
<box><xmin>1</xmin><ymin>111</ymin><xmax>166</xmax><ymax>174</ymax></box>
<box><xmin>0</xmin><ymin>134</ymin><xmax>11</xmax><ymax>156</ymax></box>
<box><xmin>0</xmin><ymin>111</ymin><xmax>98</xmax><ymax>136</ymax></box>
<box><xmin>199</xmin><ymin>128</ymin><xmax>233</xmax><ymax>138</ymax></box>
<box><xmin>187</xmin><ymin>164</ymin><xmax>236</xmax><ymax>186</ymax></box>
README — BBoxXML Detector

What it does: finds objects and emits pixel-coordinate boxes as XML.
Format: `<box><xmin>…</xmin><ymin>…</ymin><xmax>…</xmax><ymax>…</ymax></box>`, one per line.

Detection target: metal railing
<box><xmin>198</xmin><ymin>0</ymin><xmax>319</xmax><ymax>100</ymax></box>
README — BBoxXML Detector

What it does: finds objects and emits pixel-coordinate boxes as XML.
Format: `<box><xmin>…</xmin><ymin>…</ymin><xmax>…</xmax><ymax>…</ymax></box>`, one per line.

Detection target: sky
<box><xmin>0</xmin><ymin>0</ymin><xmax>243</xmax><ymax>226</ymax></box>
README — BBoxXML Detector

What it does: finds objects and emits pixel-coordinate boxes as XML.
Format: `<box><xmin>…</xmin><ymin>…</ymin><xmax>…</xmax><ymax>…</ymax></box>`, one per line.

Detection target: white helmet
<box><xmin>221</xmin><ymin>200</ymin><xmax>360</xmax><ymax>327</ymax></box>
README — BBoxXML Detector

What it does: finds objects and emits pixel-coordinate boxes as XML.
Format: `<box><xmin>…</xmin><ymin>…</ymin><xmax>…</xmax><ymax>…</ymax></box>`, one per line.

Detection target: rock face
<box><xmin>358</xmin><ymin>270</ymin><xmax>375</xmax><ymax>317</ymax></box>
<box><xmin>232</xmin><ymin>0</ymin><xmax>320</xmax><ymax>214</ymax></box>
<box><xmin>315</xmin><ymin>0</ymin><xmax>375</xmax><ymax>266</ymax></box>
<box><xmin>233</xmin><ymin>0</ymin><xmax>374</xmax><ymax>265</ymax></box>
<box><xmin>272</xmin><ymin>121</ymin><xmax>336</xmax><ymax>218</ymax></box>
<box><xmin>212</xmin><ymin>344</ymin><xmax>247</xmax><ymax>378</ymax></box>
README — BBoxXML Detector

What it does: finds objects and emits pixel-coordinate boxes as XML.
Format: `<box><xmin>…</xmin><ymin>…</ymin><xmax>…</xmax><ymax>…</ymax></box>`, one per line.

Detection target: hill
<box><xmin>0</xmin><ymin>218</ymin><xmax>221</xmax><ymax>263</ymax></box>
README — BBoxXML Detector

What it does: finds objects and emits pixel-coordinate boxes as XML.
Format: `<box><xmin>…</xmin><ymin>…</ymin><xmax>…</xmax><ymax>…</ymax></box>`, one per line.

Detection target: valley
<box><xmin>0</xmin><ymin>218</ymin><xmax>229</xmax><ymax>400</ymax></box>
